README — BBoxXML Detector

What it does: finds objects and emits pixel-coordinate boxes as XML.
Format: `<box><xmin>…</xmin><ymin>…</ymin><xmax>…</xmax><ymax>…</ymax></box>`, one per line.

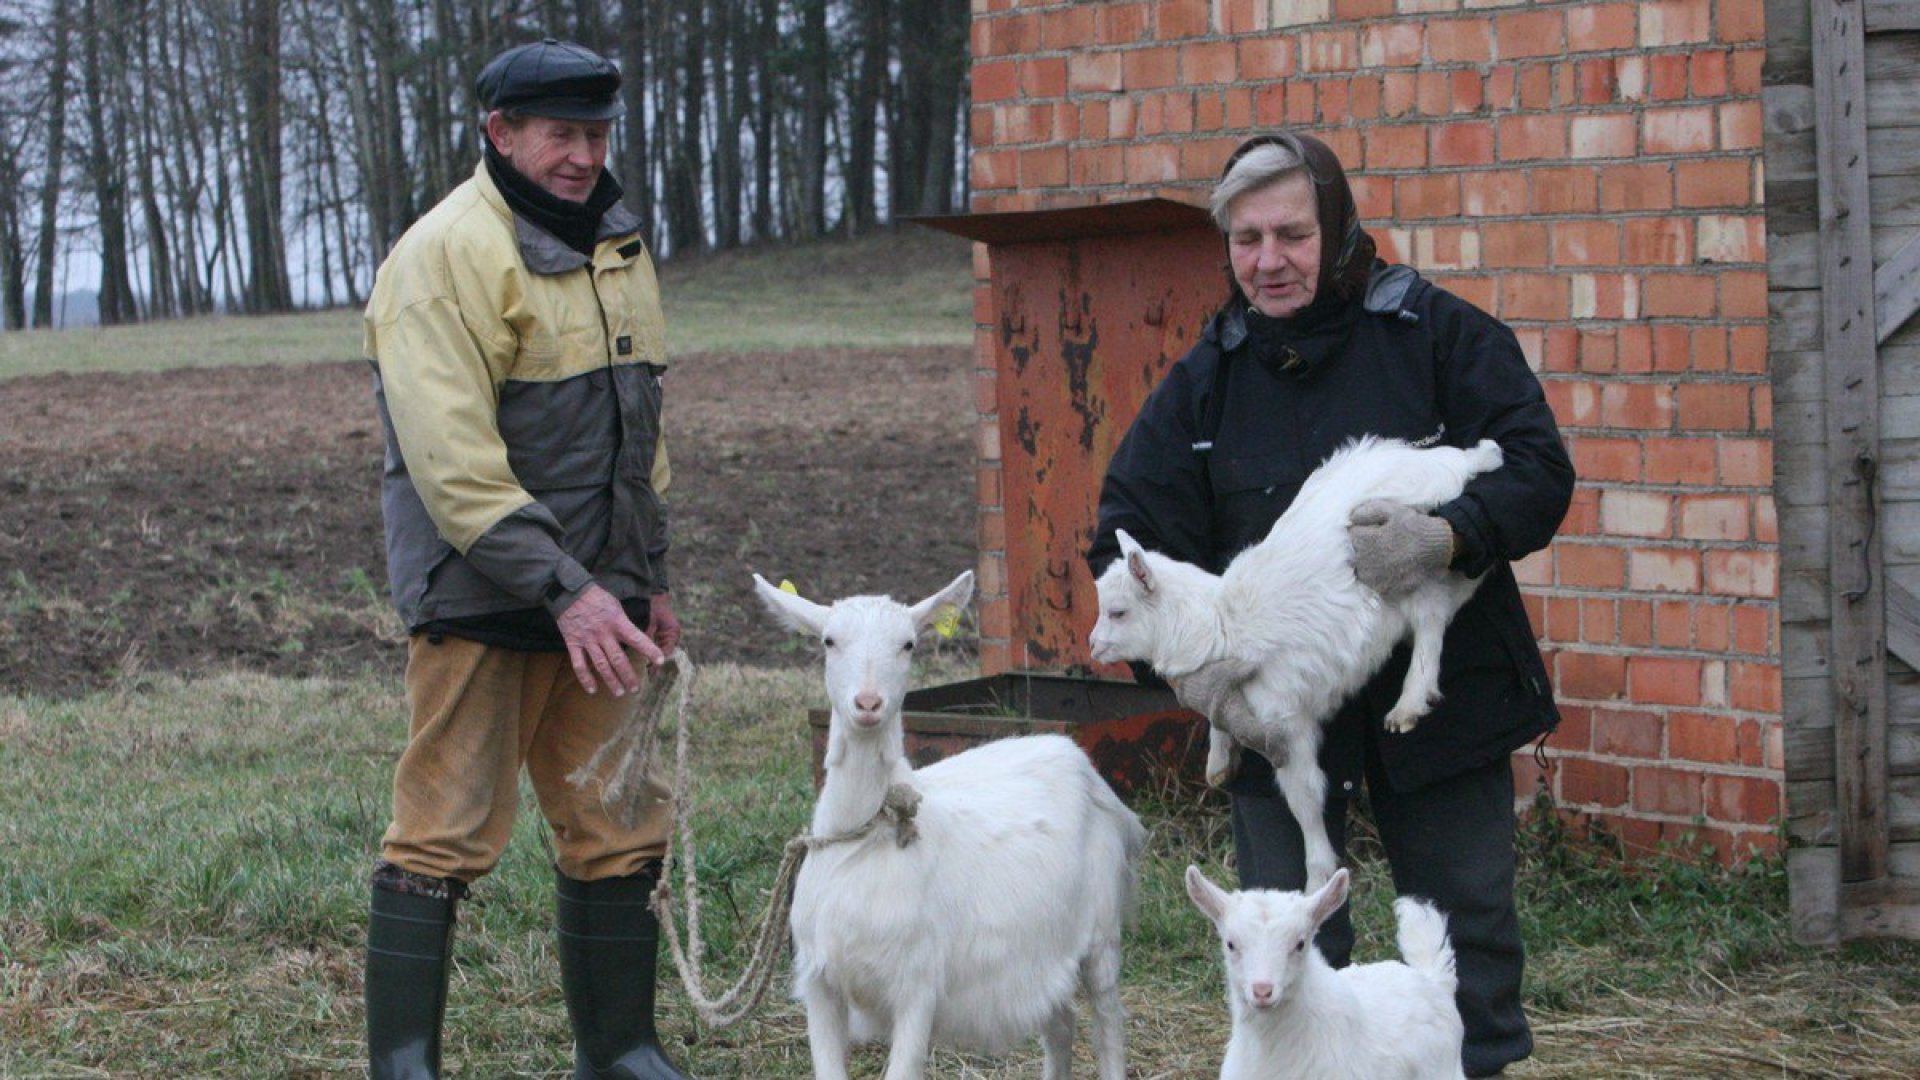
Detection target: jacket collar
<box><xmin>473</xmin><ymin>160</ymin><xmax>645</xmax><ymax>275</ymax></box>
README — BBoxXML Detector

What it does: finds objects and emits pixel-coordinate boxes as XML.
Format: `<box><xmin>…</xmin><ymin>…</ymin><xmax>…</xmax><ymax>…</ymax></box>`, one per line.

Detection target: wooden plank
<box><xmin>1887</xmin><ymin>439</ymin><xmax>1920</xmax><ymax>497</ymax></box>
<box><xmin>1840</xmin><ymin>879</ymin><xmax>1920</xmax><ymax>939</ymax></box>
<box><xmin>1868</xmin><ymin>127</ymin><xmax>1920</xmax><ymax>175</ymax></box>
<box><xmin>1769</xmin><ymin>293</ymin><xmax>1825</xmax><ymax>354</ymax></box>
<box><xmin>1790</xmin><ymin>847</ymin><xmax>1841</xmax><ymax>945</ymax></box>
<box><xmin>1893</xmin><ymin>577</ymin><xmax>1920</xmax><ymax>675</ymax></box>
<box><xmin>1813</xmin><ymin>0</ymin><xmax>1893</xmax><ymax>883</ymax></box>
<box><xmin>1887</xmin><ymin>502</ymin><xmax>1920</xmax><ymax>561</ymax></box>
<box><xmin>1876</xmin><ymin>232</ymin><xmax>1920</xmax><ymax>343</ymax></box>
<box><xmin>1767</xmin><ymin>0</ymin><xmax>1814</xmax><ymax>84</ymax></box>
<box><xmin>1866</xmin><ymin>0</ymin><xmax>1920</xmax><ymax>33</ymax></box>
<box><xmin>1788</xmin><ymin>779</ymin><xmax>1838</xmax><ymax>844</ymax></box>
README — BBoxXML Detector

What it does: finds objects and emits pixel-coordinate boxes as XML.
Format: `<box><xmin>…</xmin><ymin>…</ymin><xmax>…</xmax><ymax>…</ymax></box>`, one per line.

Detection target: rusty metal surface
<box><xmin>988</xmin><ymin>223</ymin><xmax>1226</xmax><ymax>672</ymax></box>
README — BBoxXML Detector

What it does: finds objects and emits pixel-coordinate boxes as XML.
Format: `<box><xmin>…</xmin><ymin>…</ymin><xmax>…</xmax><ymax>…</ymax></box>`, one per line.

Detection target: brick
<box><xmin>1021</xmin><ymin>57</ymin><xmax>1068</xmax><ymax>98</ymax></box>
<box><xmin>1432</xmin><ymin>121</ymin><xmax>1495</xmax><ymax>167</ymax></box>
<box><xmin>1482</xmin><ymin>222</ymin><xmax>1549</xmax><ymax>268</ymax></box>
<box><xmin>1582</xmin><ymin>597</ymin><xmax>1618</xmax><ymax>645</ymax></box>
<box><xmin>1180</xmin><ymin>40</ymin><xmax>1236</xmax><ymax>83</ymax></box>
<box><xmin>1719</xmin><ymin>100</ymin><xmax>1764</xmax><ymax>152</ymax></box>
<box><xmin>973</xmin><ymin>59</ymin><xmax>1019</xmax><ymax>103</ymax></box>
<box><xmin>972</xmin><ymin>148</ymin><xmax>1017</xmax><ymax>190</ymax></box>
<box><xmin>1642</xmin><ymin>273</ymin><xmax>1718</xmax><ymax>318</ymax></box>
<box><xmin>1647</xmin><ymin>324</ymin><xmax>1689</xmax><ymax>375</ymax></box>
<box><xmin>1568</xmin><ymin>3</ymin><xmax>1638</xmax><ymax>53</ymax></box>
<box><xmin>1450</xmin><ymin>68</ymin><xmax>1485</xmax><ymax>113</ymax></box>
<box><xmin>1719</xmin><ymin>0</ymin><xmax>1765</xmax><ymax>44</ymax></box>
<box><xmin>1704</xmin><ymin>549</ymin><xmax>1775</xmax><ymax>598</ymax></box>
<box><xmin>1575</xmin><ymin>59</ymin><xmax>1619</xmax><ymax>105</ymax></box>
<box><xmin>1335</xmin><ymin>0</ymin><xmax>1393</xmax><ymax>17</ymax></box>
<box><xmin>1616</xmin><ymin>324</ymin><xmax>1653</xmax><ymax>373</ymax></box>
<box><xmin>1640</xmin><ymin>0</ymin><xmax>1712</xmax><ymax>47</ymax></box>
<box><xmin>1122</xmin><ymin>141</ymin><xmax>1181</xmax><ymax>184</ymax></box>
<box><xmin>1628</xmin><ymin>547</ymin><xmax>1701</xmax><ymax>593</ymax></box>
<box><xmin>1398</xmin><ymin>174</ymin><xmax>1461</xmax><ymax>218</ymax></box>
<box><xmin>1634</xmin><ymin>766</ymin><xmax>1705</xmax><ymax>817</ymax></box>
<box><xmin>1675</xmin><ymin>159</ymin><xmax>1751</xmax><ymax>206</ymax></box>
<box><xmin>1572</xmin><ymin>272</ymin><xmax>1634</xmax><ymax>320</ymax></box>
<box><xmin>1653</xmin><ymin>599</ymin><xmax>1692</xmax><ymax>648</ymax></box>
<box><xmin>1718</xmin><ymin>437</ymin><xmax>1770</xmax><ymax>487</ymax></box>
<box><xmin>1499</xmin><ymin>114</ymin><xmax>1568</xmax><ymax>161</ymax></box>
<box><xmin>1644</xmin><ymin>436</ymin><xmax>1716</xmax><ymax>483</ymax></box>
<box><xmin>1502</xmin><ymin>273</ymin><xmax>1570</xmax><ymax>320</ymax></box>
<box><xmin>1019</xmin><ymin>146</ymin><xmax>1068</xmax><ymax>187</ymax></box>
<box><xmin>1430</xmin><ymin>18</ymin><xmax>1493</xmax><ymax>63</ymax></box>
<box><xmin>1675</xmin><ymin>383</ymin><xmax>1752</xmax><ymax>430</ymax></box>
<box><xmin>1731</xmin><ymin>604</ymin><xmax>1772</xmax><ymax>655</ymax></box>
<box><xmin>1694</xmin><ymin>604</ymin><xmax>1732</xmax><ymax>652</ymax></box>
<box><xmin>1559</xmin><ymin>650</ymin><xmax>1628</xmax><ymax>700</ymax></box>
<box><xmin>1553</xmin><ymin>220</ymin><xmax>1621</xmax><ymax>267</ymax></box>
<box><xmin>1691</xmin><ymin>49</ymin><xmax>1729</xmax><ymax>97</ymax></box>
<box><xmin>1178</xmin><ymin>136</ymin><xmax>1241</xmax><ymax>179</ymax></box>
<box><xmin>1069</xmin><ymin>51</ymin><xmax>1124</xmax><ymax>94</ymax></box>
<box><xmin>1463</xmin><ymin>171</ymin><xmax>1529</xmax><ymax>217</ymax></box>
<box><xmin>1352</xmin><ymin>175</ymin><xmax>1394</xmax><ymax>219</ymax></box>
<box><xmin>1619</xmin><ymin>599</ymin><xmax>1653</xmax><ymax>646</ymax></box>
<box><xmin>1678</xmin><ymin>495</ymin><xmax>1750</xmax><ymax>541</ymax></box>
<box><xmin>1729</xmin><ymin>660</ymin><xmax>1781</xmax><ymax>712</ymax></box>
<box><xmin>1602</xmin><ymin>381</ymin><xmax>1676</xmax><ymax>431</ymax></box>
<box><xmin>1570</xmin><ymin>114</ymin><xmax>1637</xmax><ymax>159</ymax></box>
<box><xmin>1561</xmin><ymin>756</ymin><xmax>1631</xmax><ymax>807</ymax></box>
<box><xmin>1239</xmin><ymin>35</ymin><xmax>1294</xmax><ymax>80</ymax></box>
<box><xmin>1486</xmin><ymin>65</ymin><xmax>1517</xmax><ymax>110</ymax></box>
<box><xmin>1559</xmin><ymin>542</ymin><xmax>1627</xmax><ymax>588</ymax></box>
<box><xmin>1072</xmin><ymin>144</ymin><xmax>1124</xmax><ymax>186</ymax></box>
<box><xmin>1123</xmin><ymin>46</ymin><xmax>1181</xmax><ymax>90</ymax></box>
<box><xmin>1304</xmin><ymin>30</ymin><xmax>1358</xmax><ymax>72</ymax></box>
<box><xmin>1649</xmin><ymin>54</ymin><xmax>1690</xmax><ymax>101</ymax></box>
<box><xmin>1614</xmin><ymin>56</ymin><xmax>1649</xmax><ymax>102</ymax></box>
<box><xmin>1622</xmin><ymin>217</ymin><xmax>1692</xmax><ymax>266</ymax></box>
<box><xmin>1096</xmin><ymin>2</ymin><xmax>1153</xmax><ymax>45</ymax></box>
<box><xmin>1518</xmin><ymin>62</ymin><xmax>1555</xmax><ymax>110</ymax></box>
<box><xmin>1216</xmin><ymin>0</ymin><xmax>1266</xmax><ymax>35</ymax></box>
<box><xmin>1412</xmin><ymin>225</ymin><xmax>1479</xmax><ymax>270</ymax></box>
<box><xmin>1695</xmin><ymin>214</ymin><xmax>1762</xmax><ymax>264</ymax></box>
<box><xmin>1731</xmin><ymin>46</ymin><xmax>1764</xmax><ymax>94</ymax></box>
<box><xmin>1728</xmin><ymin>325</ymin><xmax>1767</xmax><ymax>375</ymax></box>
<box><xmin>1361</xmin><ymin>21</ymin><xmax>1424</xmax><ymax>67</ymax></box>
<box><xmin>1496</xmin><ymin>10</ymin><xmax>1566</xmax><ymax>59</ymax></box>
<box><xmin>1532</xmin><ymin>166</ymin><xmax>1598</xmax><ymax>213</ymax></box>
<box><xmin>1704</xmin><ymin>775</ymin><xmax>1779</xmax><ymax>826</ymax></box>
<box><xmin>1157</xmin><ymin>0</ymin><xmax>1210</xmax><ymax>39</ymax></box>
<box><xmin>1040</xmin><ymin>4</ymin><xmax>1096</xmax><ymax>49</ymax></box>
<box><xmin>1574</xmin><ymin>436</ymin><xmax>1642</xmax><ymax>482</ymax></box>
<box><xmin>1575</xmin><ymin>328</ymin><xmax>1617</xmax><ymax>373</ymax></box>
<box><xmin>1644</xmin><ymin>106</ymin><xmax>1716</xmax><ymax>154</ymax></box>
<box><xmin>1631</xmin><ymin>657</ymin><xmax>1704</xmax><ymax>709</ymax></box>
<box><xmin>1754</xmin><ymin>495</ymin><xmax>1777</xmax><ymax>544</ymax></box>
<box><xmin>1723</xmin><ymin>270</ymin><xmax>1767</xmax><ymax>319</ymax></box>
<box><xmin>1669</xmin><ymin>711</ymin><xmax>1738</xmax><ymax>764</ymax></box>
<box><xmin>1545</xmin><ymin>595</ymin><xmax>1581</xmax><ymax>642</ymax></box>
<box><xmin>986</xmin><ymin>12</ymin><xmax>1041</xmax><ymax>56</ymax></box>
<box><xmin>1601</xmin><ymin>163</ymin><xmax>1673</xmax><ymax>211</ymax></box>
<box><xmin>1271</xmin><ymin>0</ymin><xmax>1332</xmax><ymax>28</ymax></box>
<box><xmin>1600</xmin><ymin>489</ymin><xmax>1672</xmax><ymax>538</ymax></box>
<box><xmin>1348</xmin><ymin>75</ymin><xmax>1383</xmax><ymax>120</ymax></box>
<box><xmin>1366</xmin><ymin>124</ymin><xmax>1428</xmax><ymax>169</ymax></box>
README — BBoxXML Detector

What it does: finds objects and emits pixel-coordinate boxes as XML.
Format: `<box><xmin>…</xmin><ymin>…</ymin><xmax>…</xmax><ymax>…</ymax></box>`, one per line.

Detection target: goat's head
<box><xmin>1088</xmin><ymin>528</ymin><xmax>1172</xmax><ymax>665</ymax></box>
<box><xmin>753</xmin><ymin>571</ymin><xmax>974</xmax><ymax>732</ymax></box>
<box><xmin>1186</xmin><ymin>865</ymin><xmax>1349</xmax><ymax>1013</ymax></box>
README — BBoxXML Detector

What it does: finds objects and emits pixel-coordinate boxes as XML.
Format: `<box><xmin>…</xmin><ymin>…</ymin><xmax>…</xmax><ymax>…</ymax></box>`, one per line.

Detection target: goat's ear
<box><xmin>909</xmin><ymin>570</ymin><xmax>974</xmax><ymax>634</ymax></box>
<box><xmin>1307</xmin><ymin>867</ymin><xmax>1350</xmax><ymax>928</ymax></box>
<box><xmin>1125</xmin><ymin>548</ymin><xmax>1156</xmax><ymax>596</ymax></box>
<box><xmin>752</xmin><ymin>573</ymin><xmax>830</xmax><ymax>637</ymax></box>
<box><xmin>1185</xmin><ymin>864</ymin><xmax>1229</xmax><ymax>924</ymax></box>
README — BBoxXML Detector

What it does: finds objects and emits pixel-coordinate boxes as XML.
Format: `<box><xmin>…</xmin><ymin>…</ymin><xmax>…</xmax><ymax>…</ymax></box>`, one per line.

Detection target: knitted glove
<box><xmin>1347</xmin><ymin>499</ymin><xmax>1458</xmax><ymax>599</ymax></box>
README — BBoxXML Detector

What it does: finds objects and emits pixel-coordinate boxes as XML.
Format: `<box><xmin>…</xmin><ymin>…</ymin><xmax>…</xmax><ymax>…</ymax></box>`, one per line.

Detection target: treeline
<box><xmin>0</xmin><ymin>0</ymin><xmax>972</xmax><ymax>327</ymax></box>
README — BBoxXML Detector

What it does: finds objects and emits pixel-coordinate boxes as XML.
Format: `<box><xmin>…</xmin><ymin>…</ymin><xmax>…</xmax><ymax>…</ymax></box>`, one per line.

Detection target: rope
<box><xmin>567</xmin><ymin>649</ymin><xmax>921</xmax><ymax>1030</ymax></box>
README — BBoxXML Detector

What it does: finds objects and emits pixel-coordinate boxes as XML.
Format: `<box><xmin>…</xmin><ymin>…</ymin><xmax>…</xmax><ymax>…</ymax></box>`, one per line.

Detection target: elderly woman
<box><xmin>1088</xmin><ymin>132</ymin><xmax>1574</xmax><ymax>1078</ymax></box>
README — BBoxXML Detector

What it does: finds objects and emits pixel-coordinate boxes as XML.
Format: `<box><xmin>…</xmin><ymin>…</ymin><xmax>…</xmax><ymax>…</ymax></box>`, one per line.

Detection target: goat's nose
<box><xmin>1249</xmin><ymin>980</ymin><xmax>1275</xmax><ymax>1005</ymax></box>
<box><xmin>854</xmin><ymin>691</ymin><xmax>884</xmax><ymax>714</ymax></box>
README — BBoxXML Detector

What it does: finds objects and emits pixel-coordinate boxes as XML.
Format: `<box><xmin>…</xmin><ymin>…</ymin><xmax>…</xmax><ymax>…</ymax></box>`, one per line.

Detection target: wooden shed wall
<box><xmin>1765</xmin><ymin>0</ymin><xmax>1920</xmax><ymax>942</ymax></box>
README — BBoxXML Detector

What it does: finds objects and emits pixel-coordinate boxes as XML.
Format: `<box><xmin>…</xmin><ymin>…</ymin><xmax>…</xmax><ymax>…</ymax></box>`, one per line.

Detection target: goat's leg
<box><xmin>802</xmin><ymin>981</ymin><xmax>854</xmax><ymax>1080</ymax></box>
<box><xmin>1081</xmin><ymin>938</ymin><xmax>1129</xmax><ymax>1080</ymax></box>
<box><xmin>1270</xmin><ymin>726</ymin><xmax>1336</xmax><ymax>890</ymax></box>
<box><xmin>1039</xmin><ymin>1000</ymin><xmax>1076</xmax><ymax>1080</ymax></box>
<box><xmin>880</xmin><ymin>998</ymin><xmax>936</xmax><ymax>1080</ymax></box>
<box><xmin>1385</xmin><ymin>592</ymin><xmax>1452</xmax><ymax>733</ymax></box>
<box><xmin>1205</xmin><ymin>725</ymin><xmax>1242</xmax><ymax>788</ymax></box>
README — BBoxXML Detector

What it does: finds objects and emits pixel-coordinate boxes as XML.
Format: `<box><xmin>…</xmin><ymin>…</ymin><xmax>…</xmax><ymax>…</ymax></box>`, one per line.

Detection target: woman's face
<box><xmin>1226</xmin><ymin>172</ymin><xmax>1322</xmax><ymax>319</ymax></box>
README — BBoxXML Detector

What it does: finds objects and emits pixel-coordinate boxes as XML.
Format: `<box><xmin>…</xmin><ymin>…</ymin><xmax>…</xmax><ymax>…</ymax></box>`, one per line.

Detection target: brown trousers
<box><xmin>379</xmin><ymin>635</ymin><xmax>673</xmax><ymax>883</ymax></box>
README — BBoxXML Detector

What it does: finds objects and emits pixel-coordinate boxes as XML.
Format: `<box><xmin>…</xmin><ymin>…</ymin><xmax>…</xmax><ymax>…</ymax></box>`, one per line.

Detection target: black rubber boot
<box><xmin>365</xmin><ymin>877</ymin><xmax>458</xmax><ymax>1080</ymax></box>
<box><xmin>556</xmin><ymin>866</ymin><xmax>694</xmax><ymax>1080</ymax></box>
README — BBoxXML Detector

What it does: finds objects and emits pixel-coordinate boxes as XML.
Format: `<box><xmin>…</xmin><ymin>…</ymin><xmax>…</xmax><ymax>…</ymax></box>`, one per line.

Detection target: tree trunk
<box><xmin>846</xmin><ymin>0</ymin><xmax>888</xmax><ymax>233</ymax></box>
<box><xmin>796</xmin><ymin>0</ymin><xmax>828</xmax><ymax>239</ymax></box>
<box><xmin>618</xmin><ymin>0</ymin><xmax>654</xmax><ymax>235</ymax></box>
<box><xmin>82</xmin><ymin>0</ymin><xmax>140</xmax><ymax>324</ymax></box>
<box><xmin>31</xmin><ymin>4</ymin><xmax>71</xmax><ymax>328</ymax></box>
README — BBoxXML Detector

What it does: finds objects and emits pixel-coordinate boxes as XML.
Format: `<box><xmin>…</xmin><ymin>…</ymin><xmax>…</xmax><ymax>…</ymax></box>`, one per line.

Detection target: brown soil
<box><xmin>0</xmin><ymin>346</ymin><xmax>976</xmax><ymax>698</ymax></box>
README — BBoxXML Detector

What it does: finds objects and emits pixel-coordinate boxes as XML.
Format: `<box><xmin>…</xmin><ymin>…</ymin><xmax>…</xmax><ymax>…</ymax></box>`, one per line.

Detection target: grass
<box><xmin>3</xmin><ymin>668</ymin><xmax>1916</xmax><ymax>1078</ymax></box>
<box><xmin>0</xmin><ymin>229</ymin><xmax>974</xmax><ymax>381</ymax></box>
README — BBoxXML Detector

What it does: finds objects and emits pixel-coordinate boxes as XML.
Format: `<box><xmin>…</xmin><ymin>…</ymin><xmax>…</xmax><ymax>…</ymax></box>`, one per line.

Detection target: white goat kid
<box><xmin>755</xmin><ymin>570</ymin><xmax>1146</xmax><ymax>1080</ymax></box>
<box><xmin>1186</xmin><ymin>866</ymin><xmax>1466</xmax><ymax>1080</ymax></box>
<box><xmin>1087</xmin><ymin>436</ymin><xmax>1503</xmax><ymax>889</ymax></box>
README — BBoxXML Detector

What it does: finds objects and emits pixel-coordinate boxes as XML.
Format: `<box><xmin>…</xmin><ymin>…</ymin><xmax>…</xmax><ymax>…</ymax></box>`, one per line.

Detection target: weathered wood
<box><xmin>1774</xmin><ymin>399</ymin><xmax>1827</xmax><ymax>449</ymax></box>
<box><xmin>1769</xmin><ymin>294</ymin><xmax>1825</xmax><ymax>354</ymax></box>
<box><xmin>1840</xmin><ymin>879</ymin><xmax>1920</xmax><ymax>939</ymax></box>
<box><xmin>1814</xmin><ymin>0</ymin><xmax>1893</xmax><ymax>883</ymax></box>
<box><xmin>1889</xmin><ymin>343</ymin><xmax>1920</xmax><ymax>394</ymax></box>
<box><xmin>1788</xmin><ymin>711</ymin><xmax>1920</xmax><ymax>781</ymax></box>
<box><xmin>1767</xmin><ymin>0</ymin><xmax>1815</xmax><ymax>85</ymax></box>
<box><xmin>1788</xmin><ymin>779</ymin><xmax>1837</xmax><ymax>844</ymax></box>
<box><xmin>1790</xmin><ymin>847</ymin><xmax>1841</xmax><ymax>945</ymax></box>
<box><xmin>1770</xmin><ymin>233</ymin><xmax>1821</xmax><ymax>290</ymax></box>
<box><xmin>1884</xmin><ymin>397</ymin><xmax>1920</xmax><ymax>440</ymax></box>
<box><xmin>1869</xmin><ymin>127</ymin><xmax>1920</xmax><ymax>176</ymax></box>
<box><xmin>1866</xmin><ymin>0</ymin><xmax>1920</xmax><ymax>33</ymax></box>
<box><xmin>1882</xmin><ymin>233</ymin><xmax>1920</xmax><ymax>343</ymax></box>
<box><xmin>1888</xmin><ymin>502</ymin><xmax>1920</xmax><ymax>561</ymax></box>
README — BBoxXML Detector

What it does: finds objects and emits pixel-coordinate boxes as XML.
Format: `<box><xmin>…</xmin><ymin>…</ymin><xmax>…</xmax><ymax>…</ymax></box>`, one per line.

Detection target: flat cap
<box><xmin>476</xmin><ymin>38</ymin><xmax>624</xmax><ymax>121</ymax></box>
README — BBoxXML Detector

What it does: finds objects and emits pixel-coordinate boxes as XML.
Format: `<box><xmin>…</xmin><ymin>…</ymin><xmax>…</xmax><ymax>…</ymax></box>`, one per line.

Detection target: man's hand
<box><xmin>648</xmin><ymin>592</ymin><xmax>682</xmax><ymax>656</ymax></box>
<box><xmin>1347</xmin><ymin>499</ymin><xmax>1457</xmax><ymax>599</ymax></box>
<box><xmin>556</xmin><ymin>584</ymin><xmax>663</xmax><ymax>696</ymax></box>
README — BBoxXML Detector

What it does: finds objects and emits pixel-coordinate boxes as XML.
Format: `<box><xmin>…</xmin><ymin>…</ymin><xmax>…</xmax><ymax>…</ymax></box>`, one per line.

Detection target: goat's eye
<box><xmin>901</xmin><ymin>640</ymin><xmax>915</xmax><ymax>653</ymax></box>
<box><xmin>822</xmin><ymin>636</ymin><xmax>836</xmax><ymax>649</ymax></box>
<box><xmin>1225</xmin><ymin>939</ymin><xmax>1238</xmax><ymax>954</ymax></box>
<box><xmin>1108</xmin><ymin>609</ymin><xmax>1126</xmax><ymax>621</ymax></box>
<box><xmin>1293</xmin><ymin>939</ymin><xmax>1306</xmax><ymax>953</ymax></box>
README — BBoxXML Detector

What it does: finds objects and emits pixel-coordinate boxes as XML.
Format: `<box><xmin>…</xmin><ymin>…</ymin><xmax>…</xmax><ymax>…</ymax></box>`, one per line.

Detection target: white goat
<box><xmin>1186</xmin><ymin>866</ymin><xmax>1466</xmax><ymax>1080</ymax></box>
<box><xmin>1088</xmin><ymin>436</ymin><xmax>1503</xmax><ymax>888</ymax></box>
<box><xmin>754</xmin><ymin>570</ymin><xmax>1146</xmax><ymax>1080</ymax></box>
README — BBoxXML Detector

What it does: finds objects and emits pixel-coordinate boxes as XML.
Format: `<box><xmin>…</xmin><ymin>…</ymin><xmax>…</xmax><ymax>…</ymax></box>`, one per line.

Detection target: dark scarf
<box><xmin>1219</xmin><ymin>132</ymin><xmax>1376</xmax><ymax>374</ymax></box>
<box><xmin>484</xmin><ymin>142</ymin><xmax>625</xmax><ymax>256</ymax></box>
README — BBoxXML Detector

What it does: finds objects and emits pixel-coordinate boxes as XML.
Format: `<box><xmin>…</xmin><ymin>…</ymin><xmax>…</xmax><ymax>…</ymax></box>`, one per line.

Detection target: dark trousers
<box><xmin>1230</xmin><ymin>744</ymin><xmax>1531</xmax><ymax>1078</ymax></box>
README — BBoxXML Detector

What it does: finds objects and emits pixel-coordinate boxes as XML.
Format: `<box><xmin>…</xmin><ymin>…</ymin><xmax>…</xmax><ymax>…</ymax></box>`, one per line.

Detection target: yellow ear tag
<box><xmin>778</xmin><ymin>579</ymin><xmax>799</xmax><ymax>595</ymax></box>
<box><xmin>933</xmin><ymin>606</ymin><xmax>961</xmax><ymax>640</ymax></box>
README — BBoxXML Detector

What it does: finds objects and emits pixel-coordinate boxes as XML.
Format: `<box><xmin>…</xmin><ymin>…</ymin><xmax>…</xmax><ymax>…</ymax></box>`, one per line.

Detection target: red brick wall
<box><xmin>965</xmin><ymin>0</ymin><xmax>1779</xmax><ymax>859</ymax></box>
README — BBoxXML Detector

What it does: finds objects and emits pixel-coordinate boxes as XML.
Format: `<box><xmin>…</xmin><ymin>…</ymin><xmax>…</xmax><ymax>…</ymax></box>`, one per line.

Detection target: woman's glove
<box><xmin>1347</xmin><ymin>499</ymin><xmax>1458</xmax><ymax>599</ymax></box>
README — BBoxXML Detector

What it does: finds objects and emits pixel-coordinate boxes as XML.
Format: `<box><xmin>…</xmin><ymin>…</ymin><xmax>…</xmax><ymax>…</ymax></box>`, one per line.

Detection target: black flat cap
<box><xmin>476</xmin><ymin>38</ymin><xmax>624</xmax><ymax>121</ymax></box>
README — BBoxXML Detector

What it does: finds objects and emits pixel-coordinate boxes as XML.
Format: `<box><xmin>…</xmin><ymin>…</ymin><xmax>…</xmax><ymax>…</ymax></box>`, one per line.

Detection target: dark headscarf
<box><xmin>1218</xmin><ymin>132</ymin><xmax>1376</xmax><ymax>321</ymax></box>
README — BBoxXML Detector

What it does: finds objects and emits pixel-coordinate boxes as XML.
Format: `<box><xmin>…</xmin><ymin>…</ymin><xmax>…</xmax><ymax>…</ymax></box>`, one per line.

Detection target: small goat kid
<box><xmin>755</xmin><ymin>570</ymin><xmax>1146</xmax><ymax>1080</ymax></box>
<box><xmin>1187</xmin><ymin>866</ymin><xmax>1467</xmax><ymax>1080</ymax></box>
<box><xmin>1088</xmin><ymin>436</ymin><xmax>1503</xmax><ymax>889</ymax></box>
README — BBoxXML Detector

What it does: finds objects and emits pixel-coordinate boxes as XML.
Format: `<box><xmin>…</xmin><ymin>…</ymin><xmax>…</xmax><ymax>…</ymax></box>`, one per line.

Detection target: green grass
<box><xmin>5</xmin><ymin>669</ymin><xmax>1915</xmax><ymax>1078</ymax></box>
<box><xmin>0</xmin><ymin>229</ymin><xmax>974</xmax><ymax>381</ymax></box>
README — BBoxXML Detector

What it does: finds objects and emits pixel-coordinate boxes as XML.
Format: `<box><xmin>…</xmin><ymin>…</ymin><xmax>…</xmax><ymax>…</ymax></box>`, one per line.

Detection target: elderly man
<box><xmin>362</xmin><ymin>39</ymin><xmax>693</xmax><ymax>1080</ymax></box>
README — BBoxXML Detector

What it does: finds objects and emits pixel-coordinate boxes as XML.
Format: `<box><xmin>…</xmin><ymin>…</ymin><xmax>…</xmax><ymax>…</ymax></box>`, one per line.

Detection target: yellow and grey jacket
<box><xmin>366</xmin><ymin>160</ymin><xmax>670</xmax><ymax>631</ymax></box>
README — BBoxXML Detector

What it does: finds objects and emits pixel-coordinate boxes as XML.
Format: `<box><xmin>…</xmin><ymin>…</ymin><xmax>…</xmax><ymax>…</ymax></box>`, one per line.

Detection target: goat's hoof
<box><xmin>1383</xmin><ymin>710</ymin><xmax>1422</xmax><ymax>734</ymax></box>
